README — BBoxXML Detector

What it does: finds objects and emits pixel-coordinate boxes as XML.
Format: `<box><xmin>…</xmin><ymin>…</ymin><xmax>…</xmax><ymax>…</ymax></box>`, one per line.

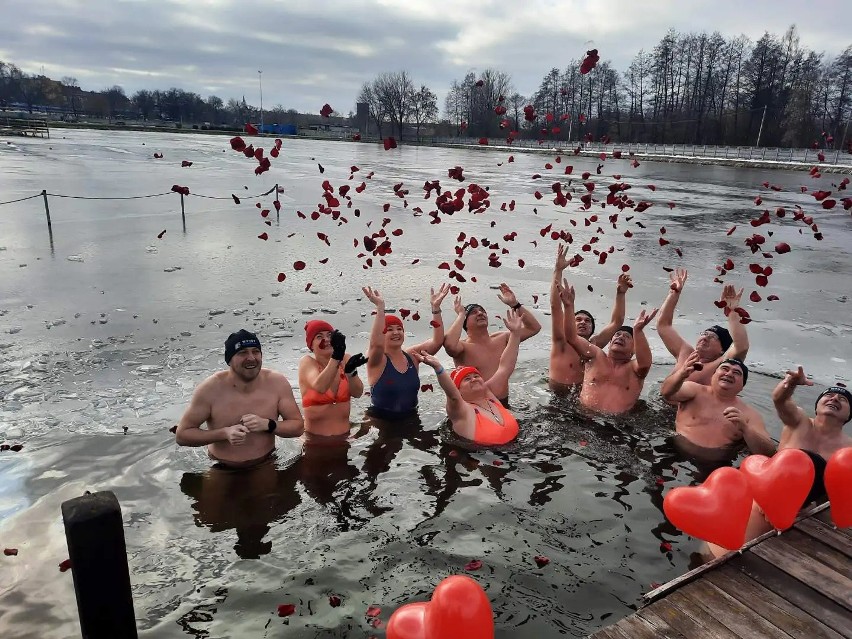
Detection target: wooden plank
<box><xmin>705</xmin><ymin>564</ymin><xmax>844</xmax><ymax>639</ymax></box>
<box><xmin>794</xmin><ymin>518</ymin><xmax>852</xmax><ymax>559</ymax></box>
<box><xmin>815</xmin><ymin>507</ymin><xmax>851</xmax><ymax>536</ymax></box>
<box><xmin>604</xmin><ymin>615</ymin><xmax>663</xmax><ymax>639</ymax></box>
<box><xmin>589</xmin><ymin>625</ymin><xmax>630</xmax><ymax>639</ymax></box>
<box><xmin>663</xmin><ymin>590</ymin><xmax>742</xmax><ymax>639</ymax></box>
<box><xmin>781</xmin><ymin>530</ymin><xmax>852</xmax><ymax>579</ymax></box>
<box><xmin>738</xmin><ymin>553</ymin><xmax>852</xmax><ymax>638</ymax></box>
<box><xmin>751</xmin><ymin>538</ymin><xmax>852</xmax><ymax>609</ymax></box>
<box><xmin>677</xmin><ymin>579</ymin><xmax>794</xmax><ymax>638</ymax></box>
<box><xmin>636</xmin><ymin>607</ymin><xmax>689</xmax><ymax>638</ymax></box>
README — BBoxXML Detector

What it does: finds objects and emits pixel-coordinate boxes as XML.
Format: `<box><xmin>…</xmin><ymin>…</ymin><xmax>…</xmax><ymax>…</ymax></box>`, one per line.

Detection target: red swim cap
<box><xmin>305</xmin><ymin>319</ymin><xmax>334</xmax><ymax>350</ymax></box>
<box><xmin>384</xmin><ymin>314</ymin><xmax>404</xmax><ymax>333</ymax></box>
<box><xmin>450</xmin><ymin>366</ymin><xmax>480</xmax><ymax>389</ymax></box>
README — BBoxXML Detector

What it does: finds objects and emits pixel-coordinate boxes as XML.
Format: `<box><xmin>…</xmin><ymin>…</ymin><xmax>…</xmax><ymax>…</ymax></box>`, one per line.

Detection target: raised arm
<box><xmin>497</xmin><ymin>283</ymin><xmax>541</xmax><ymax>341</ymax></box>
<box><xmin>409</xmin><ymin>284</ymin><xmax>450</xmax><ymax>354</ymax></box>
<box><xmin>363</xmin><ymin>286</ymin><xmax>388</xmax><ymax>368</ymax></box>
<box><xmin>656</xmin><ymin>268</ymin><xmax>690</xmax><ymax>359</ymax></box>
<box><xmin>486</xmin><ymin>309</ymin><xmax>523</xmax><ymax>394</ymax></box>
<box><xmin>559</xmin><ymin>279</ymin><xmax>599</xmax><ymax>361</ymax></box>
<box><xmin>721</xmin><ymin>284</ymin><xmax>749</xmax><ymax>360</ymax></box>
<box><xmin>412</xmin><ymin>350</ymin><xmax>467</xmax><ymax>422</ymax></box>
<box><xmin>661</xmin><ymin>351</ymin><xmax>702</xmax><ymax>403</ymax></box>
<box><xmin>176</xmin><ymin>381</ymin><xmax>248</xmax><ymax>446</ymax></box>
<box><xmin>592</xmin><ymin>273</ymin><xmax>631</xmax><ymax>348</ymax></box>
<box><xmin>442</xmin><ymin>294</ymin><xmax>467</xmax><ymax>357</ymax></box>
<box><xmin>632</xmin><ymin>307</ymin><xmax>659</xmax><ymax>378</ymax></box>
<box><xmin>772</xmin><ymin>366</ymin><xmax>812</xmax><ymax>427</ymax></box>
<box><xmin>551</xmin><ymin>244</ymin><xmax>569</xmax><ymax>344</ymax></box>
<box><xmin>298</xmin><ymin>350</ymin><xmax>341</xmax><ymax>395</ymax></box>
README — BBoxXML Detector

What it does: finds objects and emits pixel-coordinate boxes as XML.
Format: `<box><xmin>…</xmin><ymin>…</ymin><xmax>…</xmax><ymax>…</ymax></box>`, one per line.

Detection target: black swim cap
<box><xmin>705</xmin><ymin>325</ymin><xmax>733</xmax><ymax>353</ymax></box>
<box><xmin>720</xmin><ymin>358</ymin><xmax>748</xmax><ymax>385</ymax></box>
<box><xmin>463</xmin><ymin>304</ymin><xmax>485</xmax><ymax>331</ymax></box>
<box><xmin>575</xmin><ymin>310</ymin><xmax>596</xmax><ymax>335</ymax></box>
<box><xmin>615</xmin><ymin>325</ymin><xmax>633</xmax><ymax>338</ymax></box>
<box><xmin>225</xmin><ymin>329</ymin><xmax>261</xmax><ymax>364</ymax></box>
<box><xmin>815</xmin><ymin>386</ymin><xmax>852</xmax><ymax>423</ymax></box>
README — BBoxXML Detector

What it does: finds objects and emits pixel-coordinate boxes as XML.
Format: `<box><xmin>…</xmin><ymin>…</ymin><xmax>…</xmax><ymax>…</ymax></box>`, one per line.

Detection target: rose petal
<box><xmin>464</xmin><ymin>559</ymin><xmax>483</xmax><ymax>571</ymax></box>
<box><xmin>277</xmin><ymin>604</ymin><xmax>296</xmax><ymax>617</ymax></box>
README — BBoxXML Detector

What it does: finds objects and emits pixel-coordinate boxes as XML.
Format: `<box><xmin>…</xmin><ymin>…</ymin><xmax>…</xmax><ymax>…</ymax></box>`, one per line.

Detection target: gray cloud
<box><xmin>1</xmin><ymin>0</ymin><xmax>849</xmax><ymax>114</ymax></box>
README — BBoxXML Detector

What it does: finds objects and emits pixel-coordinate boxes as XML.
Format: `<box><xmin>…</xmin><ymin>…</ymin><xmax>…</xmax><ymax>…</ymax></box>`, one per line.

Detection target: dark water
<box><xmin>0</xmin><ymin>130</ymin><xmax>850</xmax><ymax>638</ymax></box>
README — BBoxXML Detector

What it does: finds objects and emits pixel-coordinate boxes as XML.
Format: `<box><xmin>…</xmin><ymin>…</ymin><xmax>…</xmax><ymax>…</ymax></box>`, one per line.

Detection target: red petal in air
<box><xmin>277</xmin><ymin>604</ymin><xmax>296</xmax><ymax>617</ymax></box>
<box><xmin>320</xmin><ymin>103</ymin><xmax>333</xmax><ymax>118</ymax></box>
<box><xmin>59</xmin><ymin>559</ymin><xmax>72</xmax><ymax>572</ymax></box>
<box><xmin>464</xmin><ymin>559</ymin><xmax>483</xmax><ymax>571</ymax></box>
<box><xmin>157</xmin><ymin>230</ymin><xmax>167</xmax><ymax>239</ymax></box>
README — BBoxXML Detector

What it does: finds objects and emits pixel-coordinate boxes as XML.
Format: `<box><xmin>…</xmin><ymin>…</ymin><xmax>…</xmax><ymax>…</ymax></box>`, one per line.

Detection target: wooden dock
<box><xmin>0</xmin><ymin>116</ymin><xmax>50</xmax><ymax>138</ymax></box>
<box><xmin>590</xmin><ymin>503</ymin><xmax>851</xmax><ymax>638</ymax></box>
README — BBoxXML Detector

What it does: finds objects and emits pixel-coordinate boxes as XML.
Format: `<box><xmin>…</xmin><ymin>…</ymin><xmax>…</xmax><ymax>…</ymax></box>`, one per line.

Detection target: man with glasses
<box><xmin>656</xmin><ymin>269</ymin><xmax>749</xmax><ymax>386</ymax></box>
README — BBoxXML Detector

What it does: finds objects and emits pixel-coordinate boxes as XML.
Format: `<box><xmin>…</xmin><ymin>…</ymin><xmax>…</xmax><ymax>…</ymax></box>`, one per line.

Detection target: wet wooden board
<box><xmin>589</xmin><ymin>506</ymin><xmax>852</xmax><ymax>638</ymax></box>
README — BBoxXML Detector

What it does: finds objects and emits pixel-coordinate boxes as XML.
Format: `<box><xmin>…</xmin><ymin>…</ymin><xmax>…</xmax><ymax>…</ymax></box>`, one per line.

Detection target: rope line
<box><xmin>0</xmin><ymin>193</ymin><xmax>43</xmax><ymax>206</ymax></box>
<box><xmin>0</xmin><ymin>186</ymin><xmax>280</xmax><ymax>207</ymax></box>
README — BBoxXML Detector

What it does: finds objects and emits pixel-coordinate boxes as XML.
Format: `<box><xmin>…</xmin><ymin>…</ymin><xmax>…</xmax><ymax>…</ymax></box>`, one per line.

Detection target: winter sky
<box><xmin>1</xmin><ymin>0</ymin><xmax>850</xmax><ymax>114</ymax></box>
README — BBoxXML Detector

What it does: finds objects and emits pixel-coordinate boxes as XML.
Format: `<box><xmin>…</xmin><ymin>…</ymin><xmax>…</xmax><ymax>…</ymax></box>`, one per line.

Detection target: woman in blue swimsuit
<box><xmin>362</xmin><ymin>284</ymin><xmax>450</xmax><ymax>421</ymax></box>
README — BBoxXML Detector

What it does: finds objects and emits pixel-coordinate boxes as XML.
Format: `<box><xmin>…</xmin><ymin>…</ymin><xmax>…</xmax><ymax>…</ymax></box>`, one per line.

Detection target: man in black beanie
<box><xmin>657</xmin><ymin>269</ymin><xmax>749</xmax><ymax>386</ymax></box>
<box><xmin>174</xmin><ymin>329</ymin><xmax>304</xmax><ymax>467</ymax></box>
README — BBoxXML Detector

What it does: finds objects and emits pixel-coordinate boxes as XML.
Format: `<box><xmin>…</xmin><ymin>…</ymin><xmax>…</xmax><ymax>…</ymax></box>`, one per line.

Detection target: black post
<box><xmin>180</xmin><ymin>193</ymin><xmax>186</xmax><ymax>225</ymax></box>
<box><xmin>61</xmin><ymin>491</ymin><xmax>137</xmax><ymax>638</ymax></box>
<box><xmin>41</xmin><ymin>189</ymin><xmax>52</xmax><ymax>232</ymax></box>
<box><xmin>275</xmin><ymin>183</ymin><xmax>280</xmax><ymax>223</ymax></box>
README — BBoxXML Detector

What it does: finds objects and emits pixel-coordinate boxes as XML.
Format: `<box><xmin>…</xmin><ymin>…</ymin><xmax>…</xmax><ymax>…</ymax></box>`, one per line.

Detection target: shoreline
<box><xmin>39</xmin><ymin>122</ymin><xmax>852</xmax><ymax>175</ymax></box>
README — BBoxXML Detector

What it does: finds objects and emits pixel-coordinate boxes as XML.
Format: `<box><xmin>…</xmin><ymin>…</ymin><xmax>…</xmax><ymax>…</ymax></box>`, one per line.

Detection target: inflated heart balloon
<box><xmin>825</xmin><ymin>447</ymin><xmax>852</xmax><ymax>528</ymax></box>
<box><xmin>740</xmin><ymin>449</ymin><xmax>815</xmax><ymax>530</ymax></box>
<box><xmin>386</xmin><ymin>575</ymin><xmax>493</xmax><ymax>639</ymax></box>
<box><xmin>663</xmin><ymin>466</ymin><xmax>753</xmax><ymax>550</ymax></box>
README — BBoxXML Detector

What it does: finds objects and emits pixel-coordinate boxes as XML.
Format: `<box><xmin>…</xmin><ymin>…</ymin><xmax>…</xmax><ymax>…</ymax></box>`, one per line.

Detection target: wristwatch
<box><xmin>267</xmin><ymin>419</ymin><xmax>277</xmax><ymax>433</ymax></box>
<box><xmin>511</xmin><ymin>302</ymin><xmax>522</xmax><ymax>310</ymax></box>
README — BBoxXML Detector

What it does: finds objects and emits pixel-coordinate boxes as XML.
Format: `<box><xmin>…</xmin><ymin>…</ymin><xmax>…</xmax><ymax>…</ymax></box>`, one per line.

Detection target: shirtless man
<box><xmin>558</xmin><ymin>279</ymin><xmax>658</xmax><ymax>414</ymax></box>
<box><xmin>657</xmin><ymin>269</ymin><xmax>748</xmax><ymax>385</ymax></box>
<box><xmin>661</xmin><ymin>353</ymin><xmax>775</xmax><ymax>457</ymax></box>
<box><xmin>442</xmin><ymin>283</ymin><xmax>541</xmax><ymax>404</ymax></box>
<box><xmin>706</xmin><ymin>367</ymin><xmax>851</xmax><ymax>557</ymax></box>
<box><xmin>175</xmin><ymin>330</ymin><xmax>304</xmax><ymax>467</ymax></box>
<box><xmin>549</xmin><ymin>243</ymin><xmax>631</xmax><ymax>391</ymax></box>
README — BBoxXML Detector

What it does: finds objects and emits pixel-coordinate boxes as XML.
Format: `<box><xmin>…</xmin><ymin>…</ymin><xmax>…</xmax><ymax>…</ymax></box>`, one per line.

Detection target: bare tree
<box><xmin>374</xmin><ymin>71</ymin><xmax>414</xmax><ymax>139</ymax></box>
<box><xmin>132</xmin><ymin>89</ymin><xmax>157</xmax><ymax>120</ymax></box>
<box><xmin>409</xmin><ymin>84</ymin><xmax>437</xmax><ymax>142</ymax></box>
<box><xmin>104</xmin><ymin>85</ymin><xmax>127</xmax><ymax>119</ymax></box>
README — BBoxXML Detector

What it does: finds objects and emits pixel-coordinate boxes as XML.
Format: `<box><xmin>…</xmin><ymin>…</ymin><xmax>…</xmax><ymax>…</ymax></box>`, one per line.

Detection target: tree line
<box><xmin>1</xmin><ymin>24</ymin><xmax>850</xmax><ymax>148</ymax></box>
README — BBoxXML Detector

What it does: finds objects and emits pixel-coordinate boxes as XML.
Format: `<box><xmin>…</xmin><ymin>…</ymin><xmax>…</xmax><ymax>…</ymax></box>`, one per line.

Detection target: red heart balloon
<box><xmin>663</xmin><ymin>466</ymin><xmax>753</xmax><ymax>550</ymax></box>
<box><xmin>825</xmin><ymin>447</ymin><xmax>852</xmax><ymax>528</ymax></box>
<box><xmin>386</xmin><ymin>575</ymin><xmax>493</xmax><ymax>639</ymax></box>
<box><xmin>386</xmin><ymin>602</ymin><xmax>427</xmax><ymax>639</ymax></box>
<box><xmin>740</xmin><ymin>449</ymin><xmax>815</xmax><ymax>530</ymax></box>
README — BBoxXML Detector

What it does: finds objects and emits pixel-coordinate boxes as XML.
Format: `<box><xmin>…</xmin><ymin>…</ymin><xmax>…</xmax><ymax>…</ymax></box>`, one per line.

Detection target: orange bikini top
<box><xmin>471</xmin><ymin>399</ymin><xmax>519</xmax><ymax>445</ymax></box>
<box><xmin>302</xmin><ymin>369</ymin><xmax>350</xmax><ymax>407</ymax></box>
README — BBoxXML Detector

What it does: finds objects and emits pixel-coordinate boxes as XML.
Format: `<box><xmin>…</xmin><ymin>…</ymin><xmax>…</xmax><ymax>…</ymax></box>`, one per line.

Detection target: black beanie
<box><xmin>463</xmin><ymin>304</ymin><xmax>485</xmax><ymax>331</ymax></box>
<box><xmin>225</xmin><ymin>330</ymin><xmax>261</xmax><ymax>364</ymax></box>
<box><xmin>706</xmin><ymin>325</ymin><xmax>733</xmax><ymax>353</ymax></box>
<box><xmin>721</xmin><ymin>358</ymin><xmax>748</xmax><ymax>385</ymax></box>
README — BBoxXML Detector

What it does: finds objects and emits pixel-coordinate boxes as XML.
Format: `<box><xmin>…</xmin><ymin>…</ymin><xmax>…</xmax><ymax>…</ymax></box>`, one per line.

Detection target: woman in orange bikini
<box><xmin>414</xmin><ymin>309</ymin><xmax>523</xmax><ymax>445</ymax></box>
<box><xmin>298</xmin><ymin>320</ymin><xmax>365</xmax><ymax>439</ymax></box>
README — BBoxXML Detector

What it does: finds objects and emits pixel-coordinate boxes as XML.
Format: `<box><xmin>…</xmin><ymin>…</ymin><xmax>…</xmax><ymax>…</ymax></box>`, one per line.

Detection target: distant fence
<box><xmin>0</xmin><ymin>116</ymin><xmax>49</xmax><ymax>138</ymax></box>
<box><xmin>431</xmin><ymin>137</ymin><xmax>850</xmax><ymax>166</ymax></box>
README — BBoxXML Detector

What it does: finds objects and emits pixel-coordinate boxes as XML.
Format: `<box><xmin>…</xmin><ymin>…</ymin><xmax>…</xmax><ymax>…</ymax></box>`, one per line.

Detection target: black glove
<box><xmin>330</xmin><ymin>330</ymin><xmax>346</xmax><ymax>361</ymax></box>
<box><xmin>344</xmin><ymin>353</ymin><xmax>368</xmax><ymax>375</ymax></box>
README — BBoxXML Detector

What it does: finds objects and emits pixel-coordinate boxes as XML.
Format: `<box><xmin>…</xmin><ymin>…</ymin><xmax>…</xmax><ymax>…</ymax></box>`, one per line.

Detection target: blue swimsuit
<box><xmin>368</xmin><ymin>353</ymin><xmax>420</xmax><ymax>420</ymax></box>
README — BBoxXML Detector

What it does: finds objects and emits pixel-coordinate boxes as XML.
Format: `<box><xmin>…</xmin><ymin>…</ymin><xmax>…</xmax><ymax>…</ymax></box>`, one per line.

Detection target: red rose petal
<box><xmin>329</xmin><ymin>595</ymin><xmax>342</xmax><ymax>608</ymax></box>
<box><xmin>660</xmin><ymin>541</ymin><xmax>673</xmax><ymax>553</ymax></box>
<box><xmin>277</xmin><ymin>273</ymin><xmax>286</xmax><ymax>282</ymax></box>
<box><xmin>258</xmin><ymin>232</ymin><xmax>268</xmax><ymax>241</ymax></box>
<box><xmin>420</xmin><ymin>384</ymin><xmax>434</xmax><ymax>392</ymax></box>
<box><xmin>534</xmin><ymin>555</ymin><xmax>550</xmax><ymax>568</ymax></box>
<box><xmin>59</xmin><ymin>559</ymin><xmax>72</xmax><ymax>572</ymax></box>
<box><xmin>366</xmin><ymin>605</ymin><xmax>381</xmax><ymax>618</ymax></box>
<box><xmin>464</xmin><ymin>559</ymin><xmax>483</xmax><ymax>571</ymax></box>
<box><xmin>4</xmin><ymin>548</ymin><xmax>18</xmax><ymax>556</ymax></box>
<box><xmin>277</xmin><ymin>604</ymin><xmax>296</xmax><ymax>617</ymax></box>
<box><xmin>750</xmin><ymin>291</ymin><xmax>761</xmax><ymax>302</ymax></box>
<box><xmin>294</xmin><ymin>261</ymin><xmax>306</xmax><ymax>270</ymax></box>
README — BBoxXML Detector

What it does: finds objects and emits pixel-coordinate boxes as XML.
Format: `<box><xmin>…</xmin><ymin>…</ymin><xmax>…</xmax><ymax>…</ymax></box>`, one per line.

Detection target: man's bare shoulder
<box><xmin>197</xmin><ymin>370</ymin><xmax>230</xmax><ymax>391</ymax></box>
<box><xmin>261</xmin><ymin>368</ymin><xmax>294</xmax><ymax>387</ymax></box>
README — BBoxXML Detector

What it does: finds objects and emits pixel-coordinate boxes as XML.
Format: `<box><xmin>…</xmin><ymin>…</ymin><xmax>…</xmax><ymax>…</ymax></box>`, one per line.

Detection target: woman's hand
<box><xmin>430</xmin><ymin>283</ymin><xmax>450</xmax><ymax>311</ymax></box>
<box><xmin>362</xmin><ymin>286</ymin><xmax>385</xmax><ymax>309</ymax></box>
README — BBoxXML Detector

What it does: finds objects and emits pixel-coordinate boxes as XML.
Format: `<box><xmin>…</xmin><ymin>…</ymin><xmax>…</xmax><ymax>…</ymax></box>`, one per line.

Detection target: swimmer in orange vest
<box><xmin>414</xmin><ymin>309</ymin><xmax>523</xmax><ymax>445</ymax></box>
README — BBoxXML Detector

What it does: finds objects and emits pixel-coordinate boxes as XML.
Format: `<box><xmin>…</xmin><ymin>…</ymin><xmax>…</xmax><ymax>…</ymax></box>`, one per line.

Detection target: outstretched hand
<box><xmin>557</xmin><ymin>278</ymin><xmax>575</xmax><ymax>306</ymax></box>
<box><xmin>554</xmin><ymin>243</ymin><xmax>570</xmax><ymax>272</ymax></box>
<box><xmin>633</xmin><ymin>307</ymin><xmax>659</xmax><ymax>331</ymax></box>
<box><xmin>783</xmin><ymin>366</ymin><xmax>813</xmax><ymax>387</ymax></box>
<box><xmin>412</xmin><ymin>350</ymin><xmax>443</xmax><ymax>371</ymax></box>
<box><xmin>430</xmin><ymin>283</ymin><xmax>450</xmax><ymax>310</ymax></box>
<box><xmin>720</xmin><ymin>284</ymin><xmax>743</xmax><ymax>309</ymax></box>
<box><xmin>501</xmin><ymin>307</ymin><xmax>523</xmax><ymax>333</ymax></box>
<box><xmin>616</xmin><ymin>273</ymin><xmax>633</xmax><ymax>294</ymax></box>
<box><xmin>453</xmin><ymin>294</ymin><xmax>465</xmax><ymax>316</ymax></box>
<box><xmin>362</xmin><ymin>286</ymin><xmax>384</xmax><ymax>308</ymax></box>
<box><xmin>497</xmin><ymin>283</ymin><xmax>518</xmax><ymax>307</ymax></box>
<box><xmin>669</xmin><ymin>268</ymin><xmax>688</xmax><ymax>293</ymax></box>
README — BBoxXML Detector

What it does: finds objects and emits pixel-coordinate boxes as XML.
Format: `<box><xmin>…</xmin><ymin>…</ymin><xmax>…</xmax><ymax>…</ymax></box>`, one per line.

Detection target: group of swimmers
<box><xmin>174</xmin><ymin>244</ymin><xmax>851</xmax><ymax>548</ymax></box>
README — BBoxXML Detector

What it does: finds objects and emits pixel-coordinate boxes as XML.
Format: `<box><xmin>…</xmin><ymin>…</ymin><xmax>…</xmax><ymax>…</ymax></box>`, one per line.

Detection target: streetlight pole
<box><xmin>258</xmin><ymin>70</ymin><xmax>263</xmax><ymax>133</ymax></box>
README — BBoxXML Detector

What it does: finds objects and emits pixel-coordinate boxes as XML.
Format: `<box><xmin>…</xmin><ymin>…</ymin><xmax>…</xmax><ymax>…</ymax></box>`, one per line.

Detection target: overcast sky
<box><xmin>2</xmin><ymin>0</ymin><xmax>850</xmax><ymax>115</ymax></box>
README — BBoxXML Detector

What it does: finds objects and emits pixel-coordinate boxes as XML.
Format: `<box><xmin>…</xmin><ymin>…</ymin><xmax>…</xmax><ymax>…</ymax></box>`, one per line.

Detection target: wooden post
<box><xmin>41</xmin><ymin>189</ymin><xmax>52</xmax><ymax>232</ymax></box>
<box><xmin>61</xmin><ymin>491</ymin><xmax>137</xmax><ymax>638</ymax></box>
